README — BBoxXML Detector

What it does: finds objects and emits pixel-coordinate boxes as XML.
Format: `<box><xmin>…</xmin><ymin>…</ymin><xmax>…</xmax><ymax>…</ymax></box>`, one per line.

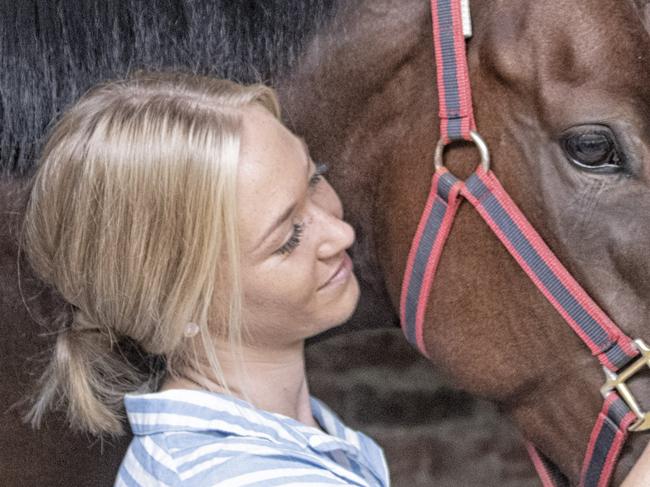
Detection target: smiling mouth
<box><xmin>318</xmin><ymin>253</ymin><xmax>353</xmax><ymax>291</ymax></box>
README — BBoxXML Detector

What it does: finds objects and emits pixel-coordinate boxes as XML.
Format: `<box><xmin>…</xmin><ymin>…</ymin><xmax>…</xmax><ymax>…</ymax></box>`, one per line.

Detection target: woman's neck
<box><xmin>161</xmin><ymin>340</ymin><xmax>320</xmax><ymax>428</ymax></box>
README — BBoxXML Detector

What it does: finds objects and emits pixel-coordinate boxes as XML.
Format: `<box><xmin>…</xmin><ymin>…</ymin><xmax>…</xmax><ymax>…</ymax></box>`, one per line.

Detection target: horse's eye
<box><xmin>560</xmin><ymin>126</ymin><xmax>623</xmax><ymax>173</ymax></box>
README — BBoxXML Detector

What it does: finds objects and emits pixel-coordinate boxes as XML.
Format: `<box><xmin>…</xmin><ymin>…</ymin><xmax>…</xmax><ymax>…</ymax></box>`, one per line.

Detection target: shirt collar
<box><xmin>125</xmin><ymin>389</ymin><xmax>356</xmax><ymax>454</ymax></box>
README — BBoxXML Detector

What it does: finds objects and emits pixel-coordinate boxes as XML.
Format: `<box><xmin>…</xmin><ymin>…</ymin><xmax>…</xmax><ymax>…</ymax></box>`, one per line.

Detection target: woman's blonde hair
<box><xmin>19</xmin><ymin>70</ymin><xmax>280</xmax><ymax>436</ymax></box>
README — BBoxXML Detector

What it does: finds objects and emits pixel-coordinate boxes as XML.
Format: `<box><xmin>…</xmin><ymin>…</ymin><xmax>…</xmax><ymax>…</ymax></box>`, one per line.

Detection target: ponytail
<box><xmin>26</xmin><ymin>310</ymin><xmax>159</xmax><ymax>437</ymax></box>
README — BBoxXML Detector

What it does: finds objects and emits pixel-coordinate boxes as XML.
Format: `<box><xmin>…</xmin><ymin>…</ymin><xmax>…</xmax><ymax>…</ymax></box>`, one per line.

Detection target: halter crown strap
<box><xmin>401</xmin><ymin>1</ymin><xmax>645</xmax><ymax>486</ymax></box>
<box><xmin>430</xmin><ymin>0</ymin><xmax>476</xmax><ymax>142</ymax></box>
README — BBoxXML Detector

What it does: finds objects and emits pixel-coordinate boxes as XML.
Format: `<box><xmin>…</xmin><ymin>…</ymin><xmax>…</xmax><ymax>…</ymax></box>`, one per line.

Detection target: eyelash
<box><xmin>276</xmin><ymin>162</ymin><xmax>329</xmax><ymax>256</ymax></box>
<box><xmin>277</xmin><ymin>222</ymin><xmax>305</xmax><ymax>256</ymax></box>
<box><xmin>308</xmin><ymin>162</ymin><xmax>328</xmax><ymax>188</ymax></box>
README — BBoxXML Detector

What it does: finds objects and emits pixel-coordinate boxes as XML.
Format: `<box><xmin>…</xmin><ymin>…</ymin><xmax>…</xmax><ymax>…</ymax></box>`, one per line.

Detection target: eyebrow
<box><xmin>254</xmin><ymin>138</ymin><xmax>312</xmax><ymax>251</ymax></box>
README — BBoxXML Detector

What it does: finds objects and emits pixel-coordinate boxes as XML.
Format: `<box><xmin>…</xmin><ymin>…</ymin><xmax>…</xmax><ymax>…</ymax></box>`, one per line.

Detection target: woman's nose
<box><xmin>316</xmin><ymin>214</ymin><xmax>356</xmax><ymax>259</ymax></box>
<box><xmin>311</xmin><ymin>180</ymin><xmax>354</xmax><ymax>257</ymax></box>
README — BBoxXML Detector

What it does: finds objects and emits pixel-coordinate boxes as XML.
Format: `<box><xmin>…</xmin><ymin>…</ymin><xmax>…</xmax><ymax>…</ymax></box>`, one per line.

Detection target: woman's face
<box><xmin>236</xmin><ymin>106</ymin><xmax>359</xmax><ymax>349</ymax></box>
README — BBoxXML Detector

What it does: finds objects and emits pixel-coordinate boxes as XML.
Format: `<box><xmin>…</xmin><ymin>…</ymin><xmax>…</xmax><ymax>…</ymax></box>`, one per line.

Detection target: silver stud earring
<box><xmin>184</xmin><ymin>322</ymin><xmax>200</xmax><ymax>338</ymax></box>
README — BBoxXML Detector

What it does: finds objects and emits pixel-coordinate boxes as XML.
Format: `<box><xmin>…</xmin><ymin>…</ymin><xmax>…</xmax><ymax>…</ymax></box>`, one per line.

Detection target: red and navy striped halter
<box><xmin>399</xmin><ymin>1</ymin><xmax>650</xmax><ymax>485</ymax></box>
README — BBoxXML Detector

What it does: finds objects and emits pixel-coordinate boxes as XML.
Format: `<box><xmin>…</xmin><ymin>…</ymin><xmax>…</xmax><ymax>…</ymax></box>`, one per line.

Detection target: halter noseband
<box><xmin>399</xmin><ymin>1</ymin><xmax>650</xmax><ymax>485</ymax></box>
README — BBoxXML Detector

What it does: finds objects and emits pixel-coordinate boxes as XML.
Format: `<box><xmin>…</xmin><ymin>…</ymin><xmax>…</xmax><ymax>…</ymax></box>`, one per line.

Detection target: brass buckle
<box><xmin>601</xmin><ymin>339</ymin><xmax>650</xmax><ymax>432</ymax></box>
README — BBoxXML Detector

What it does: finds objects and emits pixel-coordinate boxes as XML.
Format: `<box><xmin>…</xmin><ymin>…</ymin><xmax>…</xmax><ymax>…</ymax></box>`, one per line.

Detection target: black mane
<box><xmin>0</xmin><ymin>0</ymin><xmax>339</xmax><ymax>176</ymax></box>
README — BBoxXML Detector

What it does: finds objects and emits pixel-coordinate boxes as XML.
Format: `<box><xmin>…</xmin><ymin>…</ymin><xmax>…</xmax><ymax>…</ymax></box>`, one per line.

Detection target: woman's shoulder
<box><xmin>116</xmin><ymin>432</ymin><xmax>372</xmax><ymax>486</ymax></box>
<box><xmin>115</xmin><ymin>432</ymin><xmax>181</xmax><ymax>486</ymax></box>
<box><xmin>116</xmin><ymin>389</ymin><xmax>389</xmax><ymax>486</ymax></box>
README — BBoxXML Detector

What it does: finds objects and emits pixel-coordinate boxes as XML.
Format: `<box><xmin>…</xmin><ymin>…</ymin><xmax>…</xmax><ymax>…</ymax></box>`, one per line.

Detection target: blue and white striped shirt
<box><xmin>115</xmin><ymin>389</ymin><xmax>390</xmax><ymax>486</ymax></box>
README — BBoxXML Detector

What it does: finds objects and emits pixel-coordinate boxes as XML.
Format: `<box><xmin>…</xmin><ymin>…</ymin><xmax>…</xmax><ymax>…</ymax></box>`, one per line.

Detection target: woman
<box><xmin>20</xmin><ymin>70</ymin><xmax>389</xmax><ymax>486</ymax></box>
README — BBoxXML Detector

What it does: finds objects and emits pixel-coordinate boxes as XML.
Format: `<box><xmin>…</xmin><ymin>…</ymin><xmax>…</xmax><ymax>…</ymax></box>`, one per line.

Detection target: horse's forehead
<box><xmin>489</xmin><ymin>0</ymin><xmax>645</xmax><ymax>45</ymax></box>
<box><xmin>560</xmin><ymin>0</ymin><xmax>646</xmax><ymax>45</ymax></box>
<box><xmin>479</xmin><ymin>0</ymin><xmax>650</xmax><ymax>87</ymax></box>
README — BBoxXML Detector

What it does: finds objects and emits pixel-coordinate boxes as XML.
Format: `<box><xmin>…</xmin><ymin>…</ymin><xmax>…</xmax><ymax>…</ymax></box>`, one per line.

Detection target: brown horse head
<box><xmin>282</xmin><ymin>0</ymin><xmax>650</xmax><ymax>483</ymax></box>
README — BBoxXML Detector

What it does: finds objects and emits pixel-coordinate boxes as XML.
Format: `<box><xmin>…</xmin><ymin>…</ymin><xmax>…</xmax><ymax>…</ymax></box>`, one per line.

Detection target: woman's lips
<box><xmin>319</xmin><ymin>253</ymin><xmax>353</xmax><ymax>290</ymax></box>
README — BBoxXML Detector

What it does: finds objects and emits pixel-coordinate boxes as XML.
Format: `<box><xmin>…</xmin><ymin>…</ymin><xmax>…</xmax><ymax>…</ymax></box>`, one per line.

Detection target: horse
<box><xmin>284</xmin><ymin>0</ymin><xmax>650</xmax><ymax>483</ymax></box>
<box><xmin>1</xmin><ymin>0</ymin><xmax>649</xmax><ymax>485</ymax></box>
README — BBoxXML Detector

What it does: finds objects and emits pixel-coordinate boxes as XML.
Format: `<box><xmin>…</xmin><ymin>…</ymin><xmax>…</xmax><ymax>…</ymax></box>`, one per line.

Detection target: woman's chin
<box><xmin>317</xmin><ymin>274</ymin><xmax>360</xmax><ymax>334</ymax></box>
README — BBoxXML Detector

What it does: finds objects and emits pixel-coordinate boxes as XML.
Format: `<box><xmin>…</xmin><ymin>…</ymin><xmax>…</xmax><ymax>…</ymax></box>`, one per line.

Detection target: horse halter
<box><xmin>399</xmin><ymin>1</ymin><xmax>650</xmax><ymax>485</ymax></box>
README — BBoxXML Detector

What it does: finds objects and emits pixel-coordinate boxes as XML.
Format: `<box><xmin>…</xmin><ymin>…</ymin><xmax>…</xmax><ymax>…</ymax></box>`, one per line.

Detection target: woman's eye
<box><xmin>276</xmin><ymin>222</ymin><xmax>304</xmax><ymax>255</ymax></box>
<box><xmin>275</xmin><ymin>163</ymin><xmax>329</xmax><ymax>257</ymax></box>
<box><xmin>309</xmin><ymin>162</ymin><xmax>329</xmax><ymax>187</ymax></box>
<box><xmin>560</xmin><ymin>127</ymin><xmax>624</xmax><ymax>173</ymax></box>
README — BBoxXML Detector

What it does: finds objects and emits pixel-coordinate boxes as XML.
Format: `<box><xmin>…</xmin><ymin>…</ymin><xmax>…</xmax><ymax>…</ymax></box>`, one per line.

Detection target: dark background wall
<box><xmin>306</xmin><ymin>328</ymin><xmax>541</xmax><ymax>487</ymax></box>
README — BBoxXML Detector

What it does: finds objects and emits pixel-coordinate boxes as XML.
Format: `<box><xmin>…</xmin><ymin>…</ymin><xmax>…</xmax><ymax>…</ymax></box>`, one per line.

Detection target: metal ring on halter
<box><xmin>434</xmin><ymin>130</ymin><xmax>490</xmax><ymax>172</ymax></box>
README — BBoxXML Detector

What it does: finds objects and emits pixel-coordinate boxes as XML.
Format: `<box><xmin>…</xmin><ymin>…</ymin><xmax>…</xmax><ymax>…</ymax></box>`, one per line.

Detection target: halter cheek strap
<box><xmin>400</xmin><ymin>1</ymin><xmax>649</xmax><ymax>485</ymax></box>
